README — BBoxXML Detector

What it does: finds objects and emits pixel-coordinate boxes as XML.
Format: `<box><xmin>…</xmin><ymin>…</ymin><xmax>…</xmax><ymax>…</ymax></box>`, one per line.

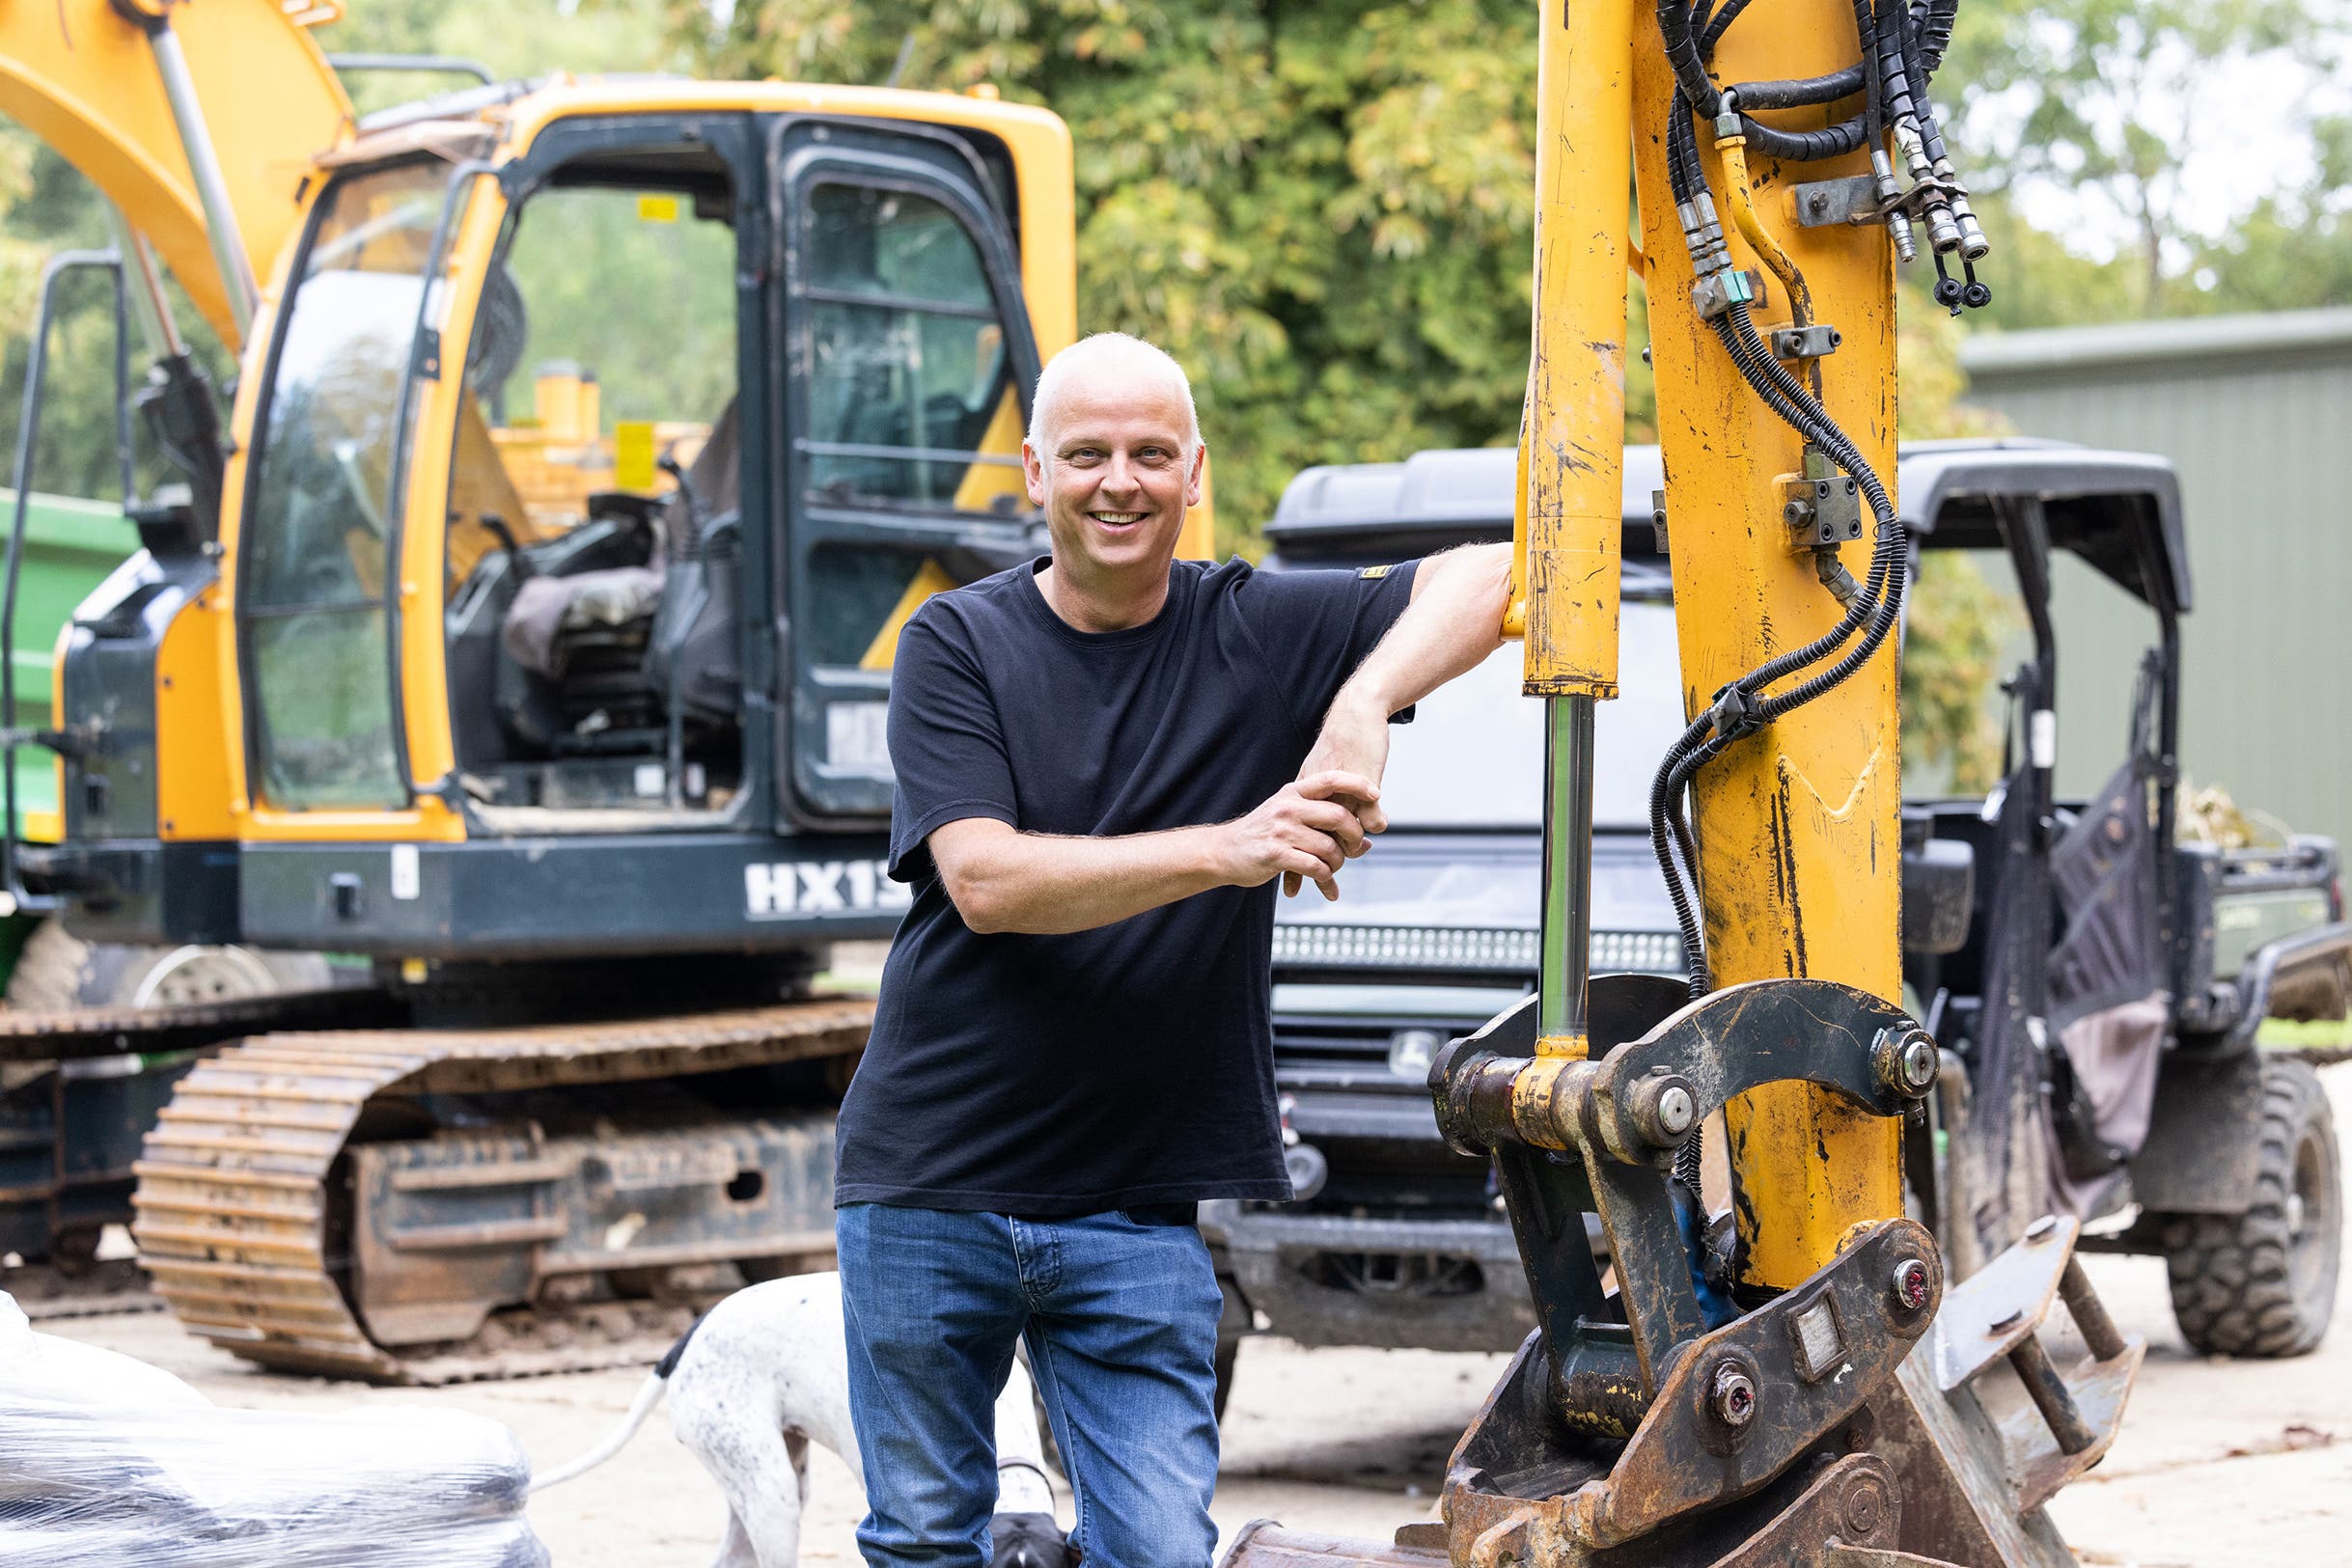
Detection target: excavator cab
<box><xmin>430</xmin><ymin>116</ymin><xmax>1045</xmax><ymax>832</ymax></box>
<box><xmin>23</xmin><ymin>85</ymin><xmax>1091</xmax><ymax>962</ymax></box>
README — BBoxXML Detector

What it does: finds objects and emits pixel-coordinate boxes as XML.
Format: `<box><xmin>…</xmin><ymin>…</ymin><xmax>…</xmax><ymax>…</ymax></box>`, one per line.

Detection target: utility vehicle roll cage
<box><xmin>1267</xmin><ymin>436</ymin><xmax>2257</xmax><ymax>1026</ymax></box>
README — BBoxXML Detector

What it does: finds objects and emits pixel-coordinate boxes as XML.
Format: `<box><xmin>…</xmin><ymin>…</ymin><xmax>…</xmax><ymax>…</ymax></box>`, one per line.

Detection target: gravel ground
<box><xmin>36</xmin><ymin>1061</ymin><xmax>2350</xmax><ymax>1567</ymax></box>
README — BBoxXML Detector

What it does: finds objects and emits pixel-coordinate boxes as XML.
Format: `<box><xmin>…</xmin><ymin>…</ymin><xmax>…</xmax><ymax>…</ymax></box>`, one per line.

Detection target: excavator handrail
<box><xmin>325</xmin><ymin>52</ymin><xmax>495</xmax><ymax>88</ymax></box>
<box><xmin>0</xmin><ymin>248</ymin><xmax>128</xmax><ymax>914</ymax></box>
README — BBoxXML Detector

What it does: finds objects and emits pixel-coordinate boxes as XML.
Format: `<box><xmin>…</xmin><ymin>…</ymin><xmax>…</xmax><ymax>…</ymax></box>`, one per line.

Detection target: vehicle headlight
<box><xmin>1388</xmin><ymin>1028</ymin><xmax>1445</xmax><ymax>1083</ymax></box>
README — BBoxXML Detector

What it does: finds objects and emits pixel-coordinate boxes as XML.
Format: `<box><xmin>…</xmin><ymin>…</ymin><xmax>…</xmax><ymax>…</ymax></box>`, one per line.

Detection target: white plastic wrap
<box><xmin>1</xmin><ymin>1293</ymin><xmax>547</xmax><ymax>1568</ymax></box>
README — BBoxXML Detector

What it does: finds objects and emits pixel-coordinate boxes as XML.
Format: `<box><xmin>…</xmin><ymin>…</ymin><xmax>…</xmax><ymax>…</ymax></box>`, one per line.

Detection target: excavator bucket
<box><xmin>1218</xmin><ymin>1216</ymin><xmax>2141</xmax><ymax>1568</ymax></box>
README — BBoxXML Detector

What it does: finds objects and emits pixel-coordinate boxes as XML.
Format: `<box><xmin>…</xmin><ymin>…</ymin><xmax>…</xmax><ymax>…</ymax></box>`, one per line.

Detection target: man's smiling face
<box><xmin>1023</xmin><ymin>371</ymin><xmax>1204</xmax><ymax>595</ymax></box>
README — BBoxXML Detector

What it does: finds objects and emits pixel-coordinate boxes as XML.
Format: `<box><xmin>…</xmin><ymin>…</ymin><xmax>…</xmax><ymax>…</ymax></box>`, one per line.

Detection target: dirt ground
<box><xmin>40</xmin><ymin>1062</ymin><xmax>2352</xmax><ymax>1568</ymax></box>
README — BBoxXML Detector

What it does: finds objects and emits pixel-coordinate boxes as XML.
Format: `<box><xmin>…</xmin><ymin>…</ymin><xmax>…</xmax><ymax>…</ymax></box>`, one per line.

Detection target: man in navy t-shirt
<box><xmin>834</xmin><ymin>333</ymin><xmax>1510</xmax><ymax>1567</ymax></box>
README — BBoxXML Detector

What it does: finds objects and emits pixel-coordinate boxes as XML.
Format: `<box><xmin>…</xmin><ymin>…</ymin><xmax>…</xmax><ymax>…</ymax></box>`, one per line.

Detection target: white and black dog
<box><xmin>533</xmin><ymin>1271</ymin><xmax>1070</xmax><ymax>1568</ymax></box>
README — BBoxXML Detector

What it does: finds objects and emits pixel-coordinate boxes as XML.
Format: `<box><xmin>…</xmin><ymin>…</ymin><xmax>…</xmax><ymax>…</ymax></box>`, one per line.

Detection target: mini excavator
<box><xmin>0</xmin><ymin>0</ymin><xmax>1213</xmax><ymax>1376</ymax></box>
<box><xmin>1223</xmin><ymin>1</ymin><xmax>2144</xmax><ymax>1565</ymax></box>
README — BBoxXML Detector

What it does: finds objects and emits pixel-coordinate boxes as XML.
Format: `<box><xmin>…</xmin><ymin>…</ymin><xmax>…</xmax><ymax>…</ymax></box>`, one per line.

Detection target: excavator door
<box><xmin>766</xmin><ymin>118</ymin><xmax>1044</xmax><ymax>824</ymax></box>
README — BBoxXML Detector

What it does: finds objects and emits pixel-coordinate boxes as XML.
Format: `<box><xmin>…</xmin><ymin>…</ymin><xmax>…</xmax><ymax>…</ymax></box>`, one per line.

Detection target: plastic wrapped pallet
<box><xmin>1</xmin><ymin>1293</ymin><xmax>548</xmax><ymax>1568</ymax></box>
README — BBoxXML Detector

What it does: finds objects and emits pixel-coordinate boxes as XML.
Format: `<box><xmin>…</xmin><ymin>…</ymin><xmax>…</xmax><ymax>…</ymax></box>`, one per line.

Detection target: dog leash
<box><xmin>998</xmin><ymin>1456</ymin><xmax>1055</xmax><ymax>1490</ymax></box>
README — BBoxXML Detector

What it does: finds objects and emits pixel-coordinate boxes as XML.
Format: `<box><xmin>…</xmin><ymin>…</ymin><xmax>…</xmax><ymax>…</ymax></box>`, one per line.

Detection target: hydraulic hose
<box><xmin>1645</xmin><ymin>308</ymin><xmax>1905</xmax><ymax>987</ymax></box>
<box><xmin>1664</xmin><ymin>115</ymin><xmax>1903</xmax><ymax>700</ymax></box>
<box><xmin>1726</xmin><ymin>66</ymin><xmax>1867</xmax><ymax>111</ymax></box>
<box><xmin>1873</xmin><ymin>0</ymin><xmax>1920</xmax><ymax>136</ymax></box>
<box><xmin>1920</xmin><ymin>0</ymin><xmax>1958</xmax><ymax>72</ymax></box>
<box><xmin>1715</xmin><ymin>127</ymin><xmax>1812</xmax><ymax>327</ymax></box>
<box><xmin>1646</xmin><ymin>0</ymin><xmax>1928</xmax><ymax>993</ymax></box>
<box><xmin>1698</xmin><ymin>0</ymin><xmax>1755</xmax><ymax>55</ymax></box>
<box><xmin>1658</xmin><ymin>0</ymin><xmax>1724</xmax><ymax>117</ymax></box>
<box><xmin>1659</xmin><ymin>0</ymin><xmax>1868</xmax><ymax>163</ymax></box>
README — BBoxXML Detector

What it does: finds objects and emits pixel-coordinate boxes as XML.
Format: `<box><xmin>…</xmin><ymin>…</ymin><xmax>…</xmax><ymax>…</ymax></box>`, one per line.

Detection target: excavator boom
<box><xmin>0</xmin><ymin>0</ymin><xmax>351</xmax><ymax>350</ymax></box>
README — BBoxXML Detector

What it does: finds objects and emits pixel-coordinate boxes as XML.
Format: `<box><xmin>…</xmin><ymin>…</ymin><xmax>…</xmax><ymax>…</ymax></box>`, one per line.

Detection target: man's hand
<box><xmin>1286</xmin><ymin>697</ymin><xmax>1392</xmax><ymax>896</ymax></box>
<box><xmin>928</xmin><ymin>772</ymin><xmax>1383</xmax><ymax>934</ymax></box>
<box><xmin>1297</xmin><ymin>691</ymin><xmax>1394</xmax><ymax>834</ymax></box>
<box><xmin>1284</xmin><ymin>543</ymin><xmax>1511</xmax><ymax>895</ymax></box>
<box><xmin>1223</xmin><ymin>771</ymin><xmax>1378</xmax><ymax>902</ymax></box>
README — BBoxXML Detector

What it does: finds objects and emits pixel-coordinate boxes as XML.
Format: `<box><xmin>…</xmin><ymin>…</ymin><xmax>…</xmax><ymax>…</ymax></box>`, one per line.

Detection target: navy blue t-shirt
<box><xmin>833</xmin><ymin>554</ymin><xmax>1419</xmax><ymax>1215</ymax></box>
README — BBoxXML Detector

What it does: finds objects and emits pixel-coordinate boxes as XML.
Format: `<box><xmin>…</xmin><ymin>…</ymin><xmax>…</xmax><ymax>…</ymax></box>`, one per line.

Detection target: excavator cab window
<box><xmin>436</xmin><ymin>134</ymin><xmax>756</xmax><ymax>826</ymax></box>
<box><xmin>239</xmin><ymin>159</ymin><xmax>452</xmax><ymax>812</ymax></box>
<box><xmin>801</xmin><ymin>182</ymin><xmax>1012</xmax><ymax>506</ymax></box>
<box><xmin>771</xmin><ymin>120</ymin><xmax>1043</xmax><ymax>822</ymax></box>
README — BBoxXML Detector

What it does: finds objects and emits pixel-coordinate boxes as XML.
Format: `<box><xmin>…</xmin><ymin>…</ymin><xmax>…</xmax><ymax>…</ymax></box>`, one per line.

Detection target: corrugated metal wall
<box><xmin>1959</xmin><ymin>314</ymin><xmax>2352</xmax><ymax>858</ymax></box>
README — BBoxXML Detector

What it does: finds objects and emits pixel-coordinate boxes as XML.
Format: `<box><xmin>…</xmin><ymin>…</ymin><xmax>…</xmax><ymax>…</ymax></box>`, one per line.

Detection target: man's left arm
<box><xmin>1300</xmin><ymin>542</ymin><xmax>1514</xmax><ymax>837</ymax></box>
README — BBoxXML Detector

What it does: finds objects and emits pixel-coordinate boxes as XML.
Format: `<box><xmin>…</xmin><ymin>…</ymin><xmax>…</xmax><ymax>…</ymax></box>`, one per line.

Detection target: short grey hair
<box><xmin>1028</xmin><ymin>332</ymin><xmax>1201</xmax><ymax>455</ymax></box>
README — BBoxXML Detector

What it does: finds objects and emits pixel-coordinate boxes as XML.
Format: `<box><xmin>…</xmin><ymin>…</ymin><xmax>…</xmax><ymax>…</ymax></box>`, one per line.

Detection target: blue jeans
<box><xmin>836</xmin><ymin>1202</ymin><xmax>1223</xmax><ymax>1568</ymax></box>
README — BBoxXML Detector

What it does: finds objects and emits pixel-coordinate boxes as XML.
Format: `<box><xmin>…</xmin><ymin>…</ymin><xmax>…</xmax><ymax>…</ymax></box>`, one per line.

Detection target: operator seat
<box><xmin>493</xmin><ymin>396</ymin><xmax>744</xmax><ymax>744</ymax></box>
<box><xmin>645</xmin><ymin>399</ymin><xmax>745</xmax><ymax>726</ymax></box>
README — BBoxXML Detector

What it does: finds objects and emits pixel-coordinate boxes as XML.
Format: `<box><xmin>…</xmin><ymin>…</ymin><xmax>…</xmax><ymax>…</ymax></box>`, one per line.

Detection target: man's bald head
<box><xmin>1029</xmin><ymin>332</ymin><xmax>1201</xmax><ymax>457</ymax></box>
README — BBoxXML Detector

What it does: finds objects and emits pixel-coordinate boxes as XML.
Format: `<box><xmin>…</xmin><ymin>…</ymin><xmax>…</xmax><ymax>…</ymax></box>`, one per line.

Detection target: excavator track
<box><xmin>0</xmin><ymin>987</ymin><xmax>407</xmax><ymax>1064</ymax></box>
<box><xmin>7</xmin><ymin>1259</ymin><xmax>162</xmax><ymax>1320</ymax></box>
<box><xmin>130</xmin><ymin>996</ymin><xmax>873</xmax><ymax>1384</ymax></box>
<box><xmin>2</xmin><ymin>987</ymin><xmax>393</xmax><ymax>1321</ymax></box>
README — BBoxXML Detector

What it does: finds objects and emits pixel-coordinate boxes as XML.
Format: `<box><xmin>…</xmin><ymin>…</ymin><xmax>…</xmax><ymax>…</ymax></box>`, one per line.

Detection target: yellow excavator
<box><xmin>0</xmin><ymin>0</ymin><xmax>1212</xmax><ymax>1377</ymax></box>
<box><xmin>3</xmin><ymin>0</ymin><xmax>2141</xmax><ymax>1559</ymax></box>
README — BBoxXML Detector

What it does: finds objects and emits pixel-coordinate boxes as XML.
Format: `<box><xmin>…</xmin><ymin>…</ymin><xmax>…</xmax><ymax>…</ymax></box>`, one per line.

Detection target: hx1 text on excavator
<box><xmin>1225</xmin><ymin>1</ymin><xmax>2145</xmax><ymax>1565</ymax></box>
<box><xmin>0</xmin><ymin>0</ymin><xmax>1217</xmax><ymax>1377</ymax></box>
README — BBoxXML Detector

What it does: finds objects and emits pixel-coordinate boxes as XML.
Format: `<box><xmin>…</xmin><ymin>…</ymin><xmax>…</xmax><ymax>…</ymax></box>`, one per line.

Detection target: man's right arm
<box><xmin>929</xmin><ymin>771</ymin><xmax>1377</xmax><ymax>935</ymax></box>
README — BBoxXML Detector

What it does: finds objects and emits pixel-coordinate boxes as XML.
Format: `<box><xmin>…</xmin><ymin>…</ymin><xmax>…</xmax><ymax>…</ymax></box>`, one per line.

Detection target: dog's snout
<box><xmin>989</xmin><ymin>1512</ymin><xmax>1075</xmax><ymax>1568</ymax></box>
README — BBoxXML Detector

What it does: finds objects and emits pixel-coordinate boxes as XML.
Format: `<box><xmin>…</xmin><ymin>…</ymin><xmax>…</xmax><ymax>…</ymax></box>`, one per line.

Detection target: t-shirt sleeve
<box><xmin>884</xmin><ymin>610</ymin><xmax>1019</xmax><ymax>885</ymax></box>
<box><xmin>1231</xmin><ymin>559</ymin><xmax>1422</xmax><ymax>741</ymax></box>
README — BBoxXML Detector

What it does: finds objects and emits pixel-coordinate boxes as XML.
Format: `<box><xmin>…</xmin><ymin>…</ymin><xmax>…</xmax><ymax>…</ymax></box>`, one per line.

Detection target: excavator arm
<box><xmin>0</xmin><ymin>0</ymin><xmax>352</xmax><ymax>351</ymax></box>
<box><xmin>1229</xmin><ymin>3</ymin><xmax>2146</xmax><ymax>1565</ymax></box>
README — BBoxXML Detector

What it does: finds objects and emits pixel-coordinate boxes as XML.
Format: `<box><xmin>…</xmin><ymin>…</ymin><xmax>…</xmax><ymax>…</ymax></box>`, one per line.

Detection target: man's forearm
<box><xmin>932</xmin><ymin>773</ymin><xmax>1370</xmax><ymax>933</ymax></box>
<box><xmin>941</xmin><ymin>823</ymin><xmax>1231</xmax><ymax>935</ymax></box>
<box><xmin>1336</xmin><ymin>543</ymin><xmax>1512</xmax><ymax>721</ymax></box>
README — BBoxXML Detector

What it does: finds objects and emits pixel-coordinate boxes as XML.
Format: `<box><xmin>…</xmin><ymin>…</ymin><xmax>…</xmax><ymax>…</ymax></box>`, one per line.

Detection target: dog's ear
<box><xmin>987</xmin><ymin>1511</ymin><xmax>1075</xmax><ymax>1568</ymax></box>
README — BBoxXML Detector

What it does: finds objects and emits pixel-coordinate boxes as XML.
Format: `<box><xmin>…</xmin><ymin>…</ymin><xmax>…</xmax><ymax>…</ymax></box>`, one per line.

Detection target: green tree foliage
<box><xmin>2188</xmin><ymin>113</ymin><xmax>2352</xmax><ymax>310</ymax></box>
<box><xmin>1939</xmin><ymin>0</ymin><xmax>2346</xmax><ymax>312</ymax></box>
<box><xmin>678</xmin><ymin>0</ymin><xmax>1544</xmax><ymax>550</ymax></box>
<box><xmin>327</xmin><ymin>0</ymin><xmax>695</xmax><ymax>118</ymax></box>
<box><xmin>0</xmin><ymin>134</ymin><xmax>46</xmax><ymax>344</ymax></box>
<box><xmin>1930</xmin><ymin>190</ymin><xmax>2143</xmax><ymax>331</ymax></box>
<box><xmin>0</xmin><ymin>120</ymin><xmax>163</xmax><ymax>502</ymax></box>
<box><xmin>1896</xmin><ymin>268</ymin><xmax>2016</xmax><ymax>788</ymax></box>
<box><xmin>1900</xmin><ymin>551</ymin><xmax>2019</xmax><ymax>791</ymax></box>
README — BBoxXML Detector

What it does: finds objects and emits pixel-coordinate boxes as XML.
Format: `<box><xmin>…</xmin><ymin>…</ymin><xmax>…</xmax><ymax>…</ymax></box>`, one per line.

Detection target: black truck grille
<box><xmin>1270</xmin><ymin>1015</ymin><xmax>1438</xmax><ymax>1091</ymax></box>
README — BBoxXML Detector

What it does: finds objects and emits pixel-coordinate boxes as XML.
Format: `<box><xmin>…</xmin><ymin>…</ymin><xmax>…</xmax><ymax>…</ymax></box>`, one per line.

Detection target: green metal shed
<box><xmin>1959</xmin><ymin>307</ymin><xmax>2352</xmax><ymax>860</ymax></box>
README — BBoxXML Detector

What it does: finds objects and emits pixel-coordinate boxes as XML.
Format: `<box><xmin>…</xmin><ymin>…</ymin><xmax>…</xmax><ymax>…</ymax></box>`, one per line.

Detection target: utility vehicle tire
<box><xmin>3</xmin><ymin>920</ymin><xmax>332</xmax><ymax>1011</ymax></box>
<box><xmin>2159</xmin><ymin>1059</ymin><xmax>2340</xmax><ymax>1358</ymax></box>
